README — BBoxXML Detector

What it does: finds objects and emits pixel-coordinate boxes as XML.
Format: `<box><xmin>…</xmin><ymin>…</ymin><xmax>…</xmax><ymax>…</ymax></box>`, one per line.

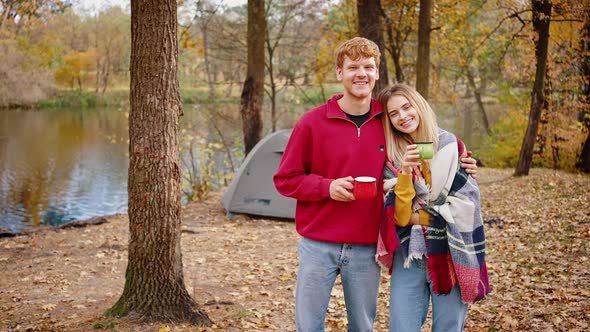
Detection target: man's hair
<box><xmin>334</xmin><ymin>37</ymin><xmax>381</xmax><ymax>69</ymax></box>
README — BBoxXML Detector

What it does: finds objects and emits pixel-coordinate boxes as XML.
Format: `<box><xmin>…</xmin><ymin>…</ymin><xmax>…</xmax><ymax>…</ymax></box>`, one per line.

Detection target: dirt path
<box><xmin>0</xmin><ymin>168</ymin><xmax>589</xmax><ymax>331</ymax></box>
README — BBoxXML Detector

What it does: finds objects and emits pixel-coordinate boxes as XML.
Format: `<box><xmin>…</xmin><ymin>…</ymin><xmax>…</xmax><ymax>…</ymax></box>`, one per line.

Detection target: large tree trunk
<box><xmin>106</xmin><ymin>0</ymin><xmax>211</xmax><ymax>325</ymax></box>
<box><xmin>577</xmin><ymin>7</ymin><xmax>590</xmax><ymax>173</ymax></box>
<box><xmin>415</xmin><ymin>0</ymin><xmax>431</xmax><ymax>99</ymax></box>
<box><xmin>514</xmin><ymin>0</ymin><xmax>552</xmax><ymax>176</ymax></box>
<box><xmin>357</xmin><ymin>0</ymin><xmax>389</xmax><ymax>96</ymax></box>
<box><xmin>240</xmin><ymin>0</ymin><xmax>266</xmax><ymax>156</ymax></box>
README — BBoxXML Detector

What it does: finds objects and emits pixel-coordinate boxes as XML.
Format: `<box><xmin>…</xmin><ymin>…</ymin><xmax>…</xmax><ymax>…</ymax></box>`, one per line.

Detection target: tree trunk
<box><xmin>102</xmin><ymin>56</ymin><xmax>111</xmax><ymax>94</ymax></box>
<box><xmin>240</xmin><ymin>0</ymin><xmax>266</xmax><ymax>155</ymax></box>
<box><xmin>415</xmin><ymin>0</ymin><xmax>431</xmax><ymax>99</ymax></box>
<box><xmin>577</xmin><ymin>7</ymin><xmax>590</xmax><ymax>173</ymax></box>
<box><xmin>466</xmin><ymin>68</ymin><xmax>491</xmax><ymax>135</ymax></box>
<box><xmin>579</xmin><ymin>133</ymin><xmax>590</xmax><ymax>173</ymax></box>
<box><xmin>389</xmin><ymin>33</ymin><xmax>405</xmax><ymax>83</ymax></box>
<box><xmin>266</xmin><ymin>25</ymin><xmax>277</xmax><ymax>132</ymax></box>
<box><xmin>0</xmin><ymin>3</ymin><xmax>13</xmax><ymax>32</ymax></box>
<box><xmin>94</xmin><ymin>15</ymin><xmax>101</xmax><ymax>94</ymax></box>
<box><xmin>514</xmin><ymin>0</ymin><xmax>552</xmax><ymax>176</ymax></box>
<box><xmin>202</xmin><ymin>27</ymin><xmax>216</xmax><ymax>99</ymax></box>
<box><xmin>106</xmin><ymin>0</ymin><xmax>211</xmax><ymax>325</ymax></box>
<box><xmin>357</xmin><ymin>0</ymin><xmax>389</xmax><ymax>96</ymax></box>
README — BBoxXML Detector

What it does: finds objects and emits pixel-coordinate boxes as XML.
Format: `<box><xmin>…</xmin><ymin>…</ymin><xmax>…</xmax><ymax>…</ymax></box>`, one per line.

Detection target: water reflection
<box><xmin>0</xmin><ymin>109</ymin><xmax>129</xmax><ymax>232</ymax></box>
<box><xmin>0</xmin><ymin>103</ymin><xmax>296</xmax><ymax>233</ymax></box>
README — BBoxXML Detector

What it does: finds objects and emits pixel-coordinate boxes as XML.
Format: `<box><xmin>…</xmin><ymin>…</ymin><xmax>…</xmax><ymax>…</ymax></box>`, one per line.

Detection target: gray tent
<box><xmin>222</xmin><ymin>129</ymin><xmax>295</xmax><ymax>219</ymax></box>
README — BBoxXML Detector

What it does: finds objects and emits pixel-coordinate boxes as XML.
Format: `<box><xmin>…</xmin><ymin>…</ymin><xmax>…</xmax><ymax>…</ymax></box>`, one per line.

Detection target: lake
<box><xmin>0</xmin><ymin>105</ymin><xmax>246</xmax><ymax>233</ymax></box>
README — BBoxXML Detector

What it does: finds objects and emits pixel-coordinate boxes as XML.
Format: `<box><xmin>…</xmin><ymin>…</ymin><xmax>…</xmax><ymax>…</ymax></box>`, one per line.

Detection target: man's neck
<box><xmin>337</xmin><ymin>94</ymin><xmax>372</xmax><ymax>116</ymax></box>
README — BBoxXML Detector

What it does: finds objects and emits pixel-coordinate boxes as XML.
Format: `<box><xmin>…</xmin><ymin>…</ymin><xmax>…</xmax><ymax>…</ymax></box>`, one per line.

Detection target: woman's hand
<box><xmin>409</xmin><ymin>212</ymin><xmax>420</xmax><ymax>225</ymax></box>
<box><xmin>460</xmin><ymin>153</ymin><xmax>478</xmax><ymax>179</ymax></box>
<box><xmin>400</xmin><ymin>144</ymin><xmax>421</xmax><ymax>175</ymax></box>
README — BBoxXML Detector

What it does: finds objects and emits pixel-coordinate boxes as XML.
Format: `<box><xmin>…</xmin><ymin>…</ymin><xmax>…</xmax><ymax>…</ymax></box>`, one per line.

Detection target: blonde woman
<box><xmin>375</xmin><ymin>83</ymin><xmax>490</xmax><ymax>332</ymax></box>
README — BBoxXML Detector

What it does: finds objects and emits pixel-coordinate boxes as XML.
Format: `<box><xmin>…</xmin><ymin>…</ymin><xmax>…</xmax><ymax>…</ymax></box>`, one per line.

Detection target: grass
<box><xmin>34</xmin><ymin>81</ymin><xmax>346</xmax><ymax>111</ymax></box>
<box><xmin>38</xmin><ymin>89</ymin><xmax>129</xmax><ymax>109</ymax></box>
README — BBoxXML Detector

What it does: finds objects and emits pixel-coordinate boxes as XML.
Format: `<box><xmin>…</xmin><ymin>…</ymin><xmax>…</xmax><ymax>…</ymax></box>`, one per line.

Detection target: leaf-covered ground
<box><xmin>0</xmin><ymin>168</ymin><xmax>588</xmax><ymax>331</ymax></box>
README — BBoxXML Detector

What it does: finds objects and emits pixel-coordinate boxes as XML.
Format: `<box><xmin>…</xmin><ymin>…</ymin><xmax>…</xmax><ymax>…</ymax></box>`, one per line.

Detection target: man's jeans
<box><xmin>389</xmin><ymin>250</ymin><xmax>468</xmax><ymax>332</ymax></box>
<box><xmin>295</xmin><ymin>237</ymin><xmax>381</xmax><ymax>332</ymax></box>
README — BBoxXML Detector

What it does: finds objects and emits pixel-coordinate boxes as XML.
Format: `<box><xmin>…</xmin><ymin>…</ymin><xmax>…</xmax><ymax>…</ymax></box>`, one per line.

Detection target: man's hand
<box><xmin>460</xmin><ymin>151</ymin><xmax>478</xmax><ymax>179</ymax></box>
<box><xmin>329</xmin><ymin>176</ymin><xmax>355</xmax><ymax>201</ymax></box>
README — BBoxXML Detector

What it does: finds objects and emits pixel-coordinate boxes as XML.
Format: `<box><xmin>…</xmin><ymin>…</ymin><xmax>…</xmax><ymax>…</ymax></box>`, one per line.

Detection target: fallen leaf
<box><xmin>41</xmin><ymin>303</ymin><xmax>56</xmax><ymax>311</ymax></box>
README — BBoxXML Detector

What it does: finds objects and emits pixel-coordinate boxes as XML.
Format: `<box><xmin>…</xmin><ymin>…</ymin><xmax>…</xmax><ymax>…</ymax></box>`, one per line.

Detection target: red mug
<box><xmin>353</xmin><ymin>176</ymin><xmax>377</xmax><ymax>200</ymax></box>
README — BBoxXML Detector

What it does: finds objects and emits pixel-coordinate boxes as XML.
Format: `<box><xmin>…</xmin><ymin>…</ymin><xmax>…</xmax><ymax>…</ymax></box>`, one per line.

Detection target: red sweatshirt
<box><xmin>273</xmin><ymin>95</ymin><xmax>386</xmax><ymax>244</ymax></box>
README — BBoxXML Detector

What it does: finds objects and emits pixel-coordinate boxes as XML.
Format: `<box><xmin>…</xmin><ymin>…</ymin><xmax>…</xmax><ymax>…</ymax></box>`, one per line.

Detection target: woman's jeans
<box><xmin>296</xmin><ymin>237</ymin><xmax>381</xmax><ymax>332</ymax></box>
<box><xmin>389</xmin><ymin>250</ymin><xmax>468</xmax><ymax>332</ymax></box>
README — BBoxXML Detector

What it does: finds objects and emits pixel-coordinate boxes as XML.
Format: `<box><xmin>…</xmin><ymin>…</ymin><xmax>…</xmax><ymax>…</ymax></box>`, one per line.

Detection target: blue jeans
<box><xmin>389</xmin><ymin>250</ymin><xmax>468</xmax><ymax>332</ymax></box>
<box><xmin>296</xmin><ymin>237</ymin><xmax>381</xmax><ymax>332</ymax></box>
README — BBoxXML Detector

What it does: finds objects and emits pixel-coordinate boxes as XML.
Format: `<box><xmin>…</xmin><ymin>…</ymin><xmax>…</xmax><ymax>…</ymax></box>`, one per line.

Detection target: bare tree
<box><xmin>195</xmin><ymin>0</ymin><xmax>221</xmax><ymax>100</ymax></box>
<box><xmin>264</xmin><ymin>0</ymin><xmax>324</xmax><ymax>131</ymax></box>
<box><xmin>240</xmin><ymin>0</ymin><xmax>266</xmax><ymax>155</ymax></box>
<box><xmin>106</xmin><ymin>0</ymin><xmax>211</xmax><ymax>324</ymax></box>
<box><xmin>514</xmin><ymin>0</ymin><xmax>552</xmax><ymax>176</ymax></box>
<box><xmin>265</xmin><ymin>0</ymin><xmax>292</xmax><ymax>132</ymax></box>
<box><xmin>382</xmin><ymin>0</ymin><xmax>416</xmax><ymax>83</ymax></box>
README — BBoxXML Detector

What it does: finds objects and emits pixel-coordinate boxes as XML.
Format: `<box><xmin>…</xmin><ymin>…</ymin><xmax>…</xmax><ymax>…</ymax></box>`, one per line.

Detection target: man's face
<box><xmin>336</xmin><ymin>55</ymin><xmax>379</xmax><ymax>100</ymax></box>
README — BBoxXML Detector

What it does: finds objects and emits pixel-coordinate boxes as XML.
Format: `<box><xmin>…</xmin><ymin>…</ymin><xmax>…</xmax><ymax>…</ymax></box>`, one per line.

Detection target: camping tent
<box><xmin>222</xmin><ymin>129</ymin><xmax>295</xmax><ymax>219</ymax></box>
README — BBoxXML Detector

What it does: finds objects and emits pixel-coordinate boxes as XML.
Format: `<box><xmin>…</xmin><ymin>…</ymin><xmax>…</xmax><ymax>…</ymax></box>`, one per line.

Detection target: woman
<box><xmin>375</xmin><ymin>83</ymin><xmax>490</xmax><ymax>332</ymax></box>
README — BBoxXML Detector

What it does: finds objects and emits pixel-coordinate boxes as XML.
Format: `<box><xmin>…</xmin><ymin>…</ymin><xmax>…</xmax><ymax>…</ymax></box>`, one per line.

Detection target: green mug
<box><xmin>416</xmin><ymin>142</ymin><xmax>434</xmax><ymax>159</ymax></box>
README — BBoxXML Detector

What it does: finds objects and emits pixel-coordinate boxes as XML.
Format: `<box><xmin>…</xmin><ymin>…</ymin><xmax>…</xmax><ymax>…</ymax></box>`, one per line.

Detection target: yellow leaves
<box><xmin>179</xmin><ymin>29</ymin><xmax>204</xmax><ymax>55</ymax></box>
<box><xmin>327</xmin><ymin>318</ymin><xmax>347</xmax><ymax>329</ymax></box>
<box><xmin>1</xmin><ymin>170</ymin><xmax>588</xmax><ymax>331</ymax></box>
<box><xmin>499</xmin><ymin>314</ymin><xmax>520</xmax><ymax>330</ymax></box>
<box><xmin>158</xmin><ymin>326</ymin><xmax>172</xmax><ymax>332</ymax></box>
<box><xmin>41</xmin><ymin>303</ymin><xmax>56</xmax><ymax>311</ymax></box>
<box><xmin>54</xmin><ymin>49</ymin><xmax>99</xmax><ymax>88</ymax></box>
<box><xmin>256</xmin><ymin>321</ymin><xmax>276</xmax><ymax>328</ymax></box>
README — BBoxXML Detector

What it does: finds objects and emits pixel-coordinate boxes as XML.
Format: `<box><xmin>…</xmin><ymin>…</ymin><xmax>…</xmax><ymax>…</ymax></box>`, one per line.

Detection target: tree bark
<box><xmin>514</xmin><ymin>0</ymin><xmax>552</xmax><ymax>176</ymax></box>
<box><xmin>415</xmin><ymin>0</ymin><xmax>431</xmax><ymax>99</ymax></box>
<box><xmin>240</xmin><ymin>0</ymin><xmax>266</xmax><ymax>156</ymax></box>
<box><xmin>106</xmin><ymin>0</ymin><xmax>211</xmax><ymax>325</ymax></box>
<box><xmin>577</xmin><ymin>7</ymin><xmax>590</xmax><ymax>173</ymax></box>
<box><xmin>357</xmin><ymin>0</ymin><xmax>389</xmax><ymax>96</ymax></box>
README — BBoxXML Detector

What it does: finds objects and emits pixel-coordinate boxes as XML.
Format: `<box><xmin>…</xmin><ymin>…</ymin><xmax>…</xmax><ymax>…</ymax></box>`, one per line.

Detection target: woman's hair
<box><xmin>377</xmin><ymin>83</ymin><xmax>439</xmax><ymax>166</ymax></box>
<box><xmin>334</xmin><ymin>37</ymin><xmax>381</xmax><ymax>69</ymax></box>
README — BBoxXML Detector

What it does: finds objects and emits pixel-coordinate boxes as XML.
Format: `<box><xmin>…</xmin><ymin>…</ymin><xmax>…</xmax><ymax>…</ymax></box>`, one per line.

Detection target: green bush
<box><xmin>475</xmin><ymin>107</ymin><xmax>527</xmax><ymax>168</ymax></box>
<box><xmin>38</xmin><ymin>89</ymin><xmax>129</xmax><ymax>109</ymax></box>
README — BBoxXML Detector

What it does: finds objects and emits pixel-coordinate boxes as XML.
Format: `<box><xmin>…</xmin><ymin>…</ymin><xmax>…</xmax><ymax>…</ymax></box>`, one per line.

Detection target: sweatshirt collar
<box><xmin>327</xmin><ymin>94</ymin><xmax>383</xmax><ymax>119</ymax></box>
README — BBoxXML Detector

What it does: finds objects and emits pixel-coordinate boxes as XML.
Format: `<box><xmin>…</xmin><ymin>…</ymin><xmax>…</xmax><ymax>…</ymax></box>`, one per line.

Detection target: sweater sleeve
<box><xmin>273</xmin><ymin>124</ymin><xmax>332</xmax><ymax>201</ymax></box>
<box><xmin>393</xmin><ymin>173</ymin><xmax>415</xmax><ymax>227</ymax></box>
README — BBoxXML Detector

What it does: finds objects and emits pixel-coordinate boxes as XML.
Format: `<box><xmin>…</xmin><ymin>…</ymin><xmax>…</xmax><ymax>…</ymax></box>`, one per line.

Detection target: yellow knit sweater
<box><xmin>393</xmin><ymin>160</ymin><xmax>432</xmax><ymax>227</ymax></box>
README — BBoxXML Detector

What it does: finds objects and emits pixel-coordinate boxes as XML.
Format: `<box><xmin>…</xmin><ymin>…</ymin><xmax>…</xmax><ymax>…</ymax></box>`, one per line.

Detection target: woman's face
<box><xmin>386</xmin><ymin>95</ymin><xmax>420</xmax><ymax>139</ymax></box>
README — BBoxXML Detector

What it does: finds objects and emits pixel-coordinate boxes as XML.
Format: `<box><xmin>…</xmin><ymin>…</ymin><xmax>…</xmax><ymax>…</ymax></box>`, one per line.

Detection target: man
<box><xmin>274</xmin><ymin>37</ymin><xmax>477</xmax><ymax>331</ymax></box>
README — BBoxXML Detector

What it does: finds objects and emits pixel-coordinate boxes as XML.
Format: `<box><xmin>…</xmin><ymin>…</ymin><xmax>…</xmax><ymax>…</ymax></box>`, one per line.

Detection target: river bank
<box><xmin>0</xmin><ymin>168</ymin><xmax>589</xmax><ymax>331</ymax></box>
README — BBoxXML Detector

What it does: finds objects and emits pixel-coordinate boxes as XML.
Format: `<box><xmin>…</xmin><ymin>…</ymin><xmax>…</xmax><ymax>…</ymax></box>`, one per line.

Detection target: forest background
<box><xmin>1</xmin><ymin>0</ymin><xmax>588</xmax><ymax>187</ymax></box>
<box><xmin>1</xmin><ymin>0</ymin><xmax>589</xmax><ymax>330</ymax></box>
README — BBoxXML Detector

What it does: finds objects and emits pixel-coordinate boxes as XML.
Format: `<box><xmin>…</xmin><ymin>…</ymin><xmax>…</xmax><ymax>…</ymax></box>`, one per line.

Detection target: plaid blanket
<box><xmin>376</xmin><ymin>130</ymin><xmax>490</xmax><ymax>303</ymax></box>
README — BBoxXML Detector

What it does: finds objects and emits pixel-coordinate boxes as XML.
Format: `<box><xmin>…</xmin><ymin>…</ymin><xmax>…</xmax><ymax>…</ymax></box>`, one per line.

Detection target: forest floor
<box><xmin>0</xmin><ymin>168</ymin><xmax>589</xmax><ymax>332</ymax></box>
